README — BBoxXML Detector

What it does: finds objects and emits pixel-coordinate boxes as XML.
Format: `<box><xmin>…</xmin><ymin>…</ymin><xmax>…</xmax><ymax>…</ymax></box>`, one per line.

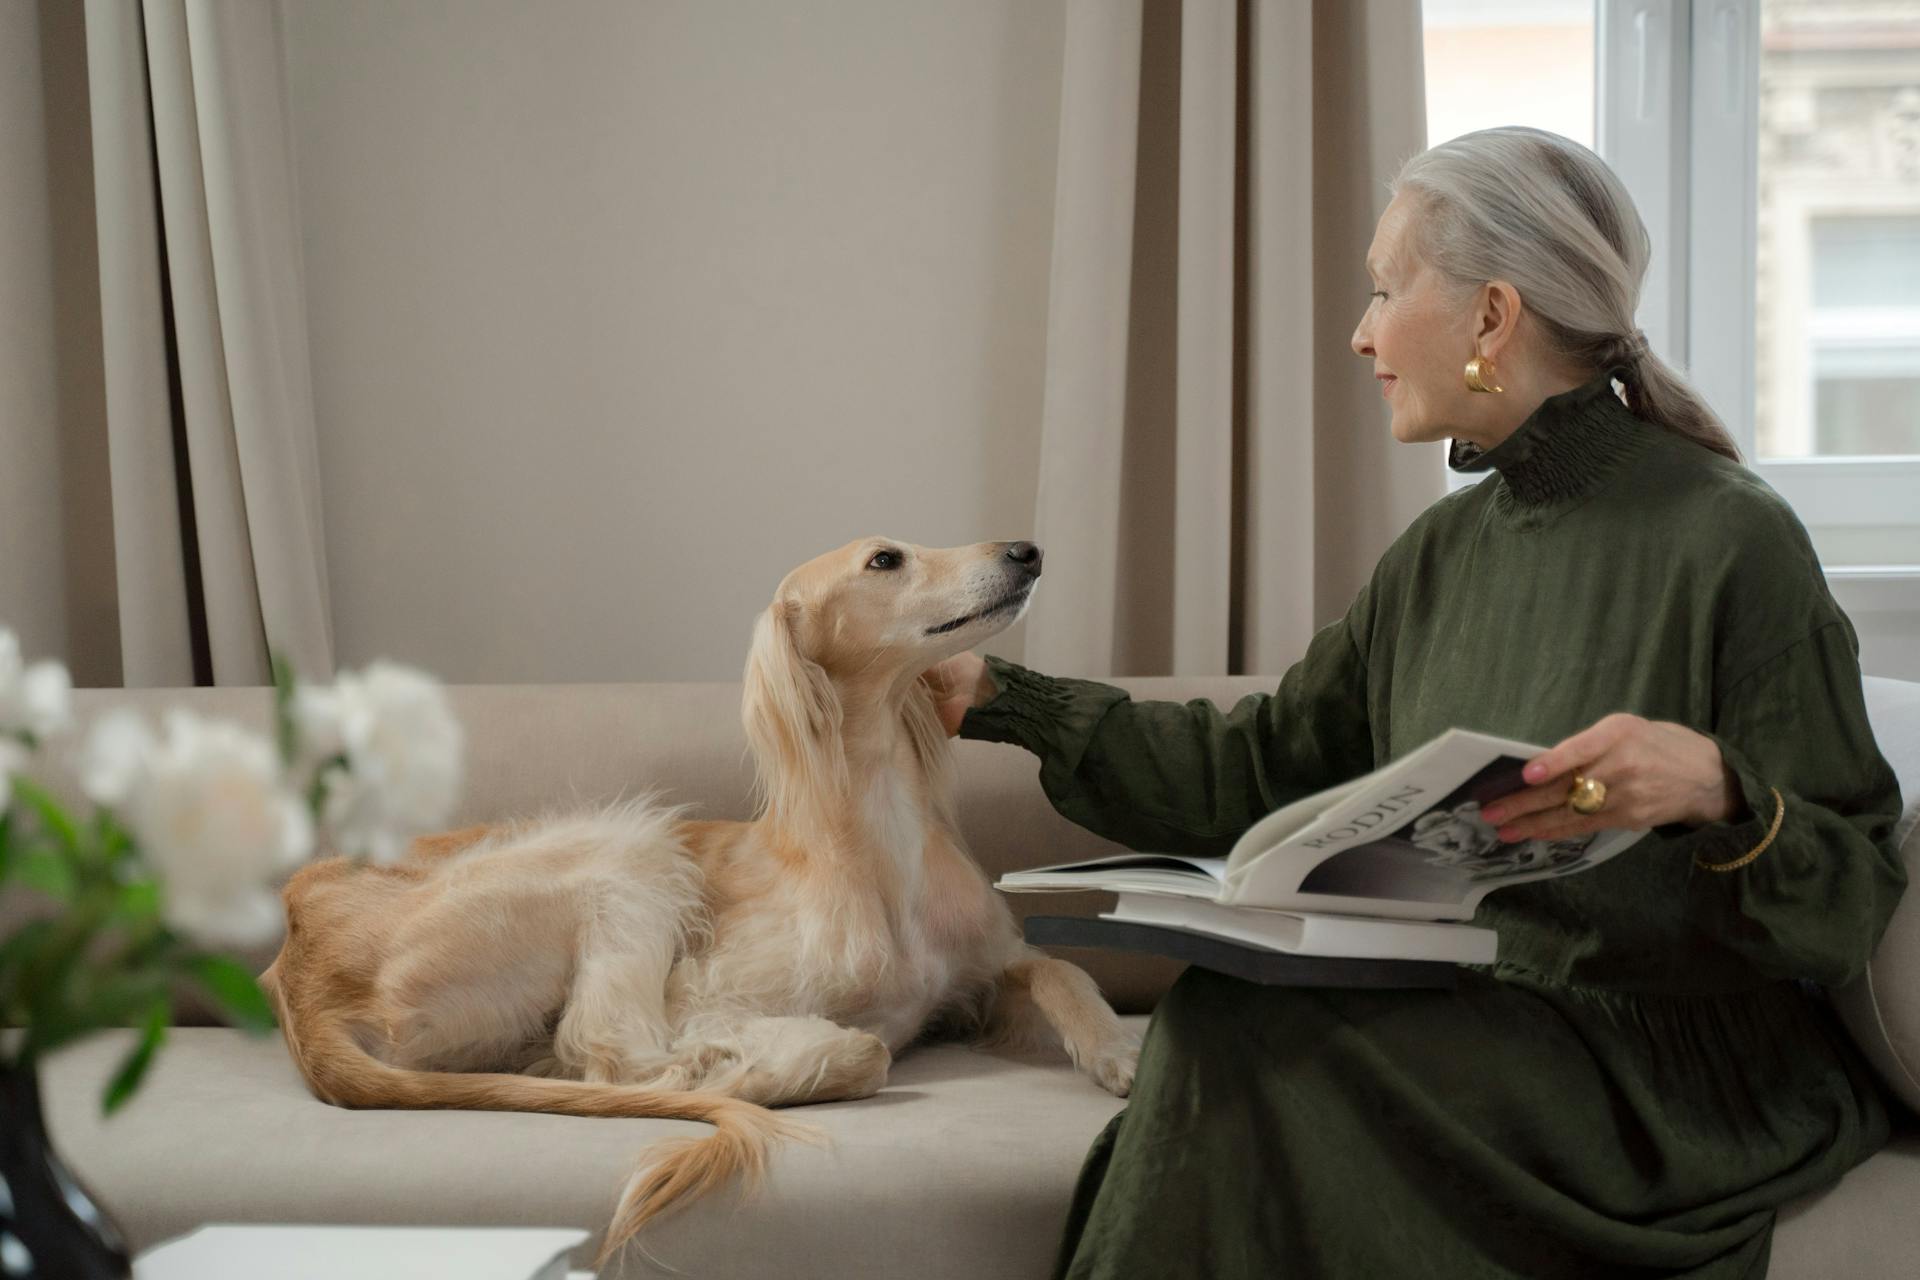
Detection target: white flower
<box><xmin>0</xmin><ymin>628</ymin><xmax>74</xmax><ymax>740</ymax></box>
<box><xmin>19</xmin><ymin>662</ymin><xmax>73</xmax><ymax>739</ymax></box>
<box><xmin>79</xmin><ymin>708</ymin><xmax>156</xmax><ymax>807</ymax></box>
<box><xmin>294</xmin><ymin>661</ymin><xmax>462</xmax><ymax>865</ymax></box>
<box><xmin>83</xmin><ymin>708</ymin><xmax>313</xmax><ymax>947</ymax></box>
<box><xmin>289</xmin><ymin>684</ymin><xmax>347</xmax><ymax>765</ymax></box>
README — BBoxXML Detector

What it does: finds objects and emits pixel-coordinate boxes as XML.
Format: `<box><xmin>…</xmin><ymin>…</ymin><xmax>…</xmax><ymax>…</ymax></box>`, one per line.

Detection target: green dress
<box><xmin>959</xmin><ymin>371</ymin><xmax>1909</xmax><ymax>1279</ymax></box>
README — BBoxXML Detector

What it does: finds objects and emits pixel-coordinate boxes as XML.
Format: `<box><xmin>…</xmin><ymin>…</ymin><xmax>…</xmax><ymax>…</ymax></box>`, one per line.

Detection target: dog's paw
<box><xmin>840</xmin><ymin>1030</ymin><xmax>893</xmax><ymax>1098</ymax></box>
<box><xmin>659</xmin><ymin>1041</ymin><xmax>744</xmax><ymax>1090</ymax></box>
<box><xmin>1086</xmin><ymin>1038</ymin><xmax>1139</xmax><ymax>1098</ymax></box>
<box><xmin>681</xmin><ymin>1041</ymin><xmax>742</xmax><ymax>1075</ymax></box>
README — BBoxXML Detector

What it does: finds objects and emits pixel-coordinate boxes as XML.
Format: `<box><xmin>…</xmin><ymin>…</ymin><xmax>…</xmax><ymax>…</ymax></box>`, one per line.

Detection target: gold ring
<box><xmin>1566</xmin><ymin>774</ymin><xmax>1607</xmax><ymax>815</ymax></box>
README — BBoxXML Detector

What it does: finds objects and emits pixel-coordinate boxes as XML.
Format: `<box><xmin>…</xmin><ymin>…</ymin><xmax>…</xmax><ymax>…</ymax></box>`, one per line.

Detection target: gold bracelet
<box><xmin>1694</xmin><ymin>787</ymin><xmax>1786</xmax><ymax>872</ymax></box>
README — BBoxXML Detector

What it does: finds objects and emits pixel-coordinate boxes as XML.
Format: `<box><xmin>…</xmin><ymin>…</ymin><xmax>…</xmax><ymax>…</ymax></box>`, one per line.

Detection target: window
<box><xmin>1423</xmin><ymin>1</ymin><xmax>1595</xmax><ymax>150</ymax></box>
<box><xmin>1423</xmin><ymin>0</ymin><xmax>1920</xmax><ymax>576</ymax></box>
<box><xmin>1803</xmin><ymin>215</ymin><xmax>1920</xmax><ymax>456</ymax></box>
<box><xmin>1761</xmin><ymin>0</ymin><xmax>1920</xmax><ymax>462</ymax></box>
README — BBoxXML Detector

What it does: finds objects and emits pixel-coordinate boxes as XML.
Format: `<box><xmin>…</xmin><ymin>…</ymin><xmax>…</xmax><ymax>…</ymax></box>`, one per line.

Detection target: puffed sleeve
<box><xmin>957</xmin><ymin>580</ymin><xmax>1377</xmax><ymax>858</ymax></box>
<box><xmin>1683</xmin><ymin>616</ymin><xmax>1908</xmax><ymax>987</ymax></box>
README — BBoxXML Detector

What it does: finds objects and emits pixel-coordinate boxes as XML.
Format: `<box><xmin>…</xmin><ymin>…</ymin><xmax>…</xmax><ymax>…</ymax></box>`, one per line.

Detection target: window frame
<box><xmin>1597</xmin><ymin>0</ymin><xmax>1920</xmax><ymax>578</ymax></box>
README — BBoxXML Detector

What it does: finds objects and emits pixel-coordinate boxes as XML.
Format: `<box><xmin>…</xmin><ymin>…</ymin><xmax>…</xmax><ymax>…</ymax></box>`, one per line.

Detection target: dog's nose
<box><xmin>1004</xmin><ymin>541</ymin><xmax>1043</xmax><ymax>575</ymax></box>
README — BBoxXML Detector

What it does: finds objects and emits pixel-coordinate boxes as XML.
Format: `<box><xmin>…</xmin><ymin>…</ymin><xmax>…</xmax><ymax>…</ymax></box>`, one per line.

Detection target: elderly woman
<box><xmin>927</xmin><ymin>127</ymin><xmax>1907</xmax><ymax>1279</ymax></box>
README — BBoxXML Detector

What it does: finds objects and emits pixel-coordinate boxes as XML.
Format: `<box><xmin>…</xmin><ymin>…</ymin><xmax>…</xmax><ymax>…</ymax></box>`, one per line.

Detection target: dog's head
<box><xmin>741</xmin><ymin>538</ymin><xmax>1042</xmax><ymax>824</ymax></box>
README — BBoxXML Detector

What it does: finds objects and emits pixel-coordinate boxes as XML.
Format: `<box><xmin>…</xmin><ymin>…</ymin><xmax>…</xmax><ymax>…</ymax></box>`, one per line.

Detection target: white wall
<box><xmin>280</xmin><ymin>0</ymin><xmax>1065</xmax><ymax>683</ymax></box>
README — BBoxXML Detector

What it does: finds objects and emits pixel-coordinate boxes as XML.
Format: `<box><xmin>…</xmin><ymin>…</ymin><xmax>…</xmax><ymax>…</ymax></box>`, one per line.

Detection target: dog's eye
<box><xmin>867</xmin><ymin>550</ymin><xmax>903</xmax><ymax>571</ymax></box>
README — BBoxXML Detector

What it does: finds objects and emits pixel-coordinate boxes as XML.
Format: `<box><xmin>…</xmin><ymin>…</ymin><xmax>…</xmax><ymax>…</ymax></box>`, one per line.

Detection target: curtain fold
<box><xmin>1025</xmin><ymin>0</ymin><xmax>1443</xmax><ymax>679</ymax></box>
<box><xmin>1172</xmin><ymin>0</ymin><xmax>1236</xmax><ymax>676</ymax></box>
<box><xmin>1027</xmin><ymin>0</ymin><xmax>1148</xmax><ymax>682</ymax></box>
<box><xmin>84</xmin><ymin>0</ymin><xmax>333</xmax><ymax>688</ymax></box>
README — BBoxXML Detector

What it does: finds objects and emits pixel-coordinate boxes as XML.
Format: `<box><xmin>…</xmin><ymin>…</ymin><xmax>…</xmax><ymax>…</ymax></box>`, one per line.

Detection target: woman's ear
<box><xmin>742</xmin><ymin>598</ymin><xmax>847</xmax><ymax>823</ymax></box>
<box><xmin>1476</xmin><ymin>280</ymin><xmax>1523</xmax><ymax>360</ymax></box>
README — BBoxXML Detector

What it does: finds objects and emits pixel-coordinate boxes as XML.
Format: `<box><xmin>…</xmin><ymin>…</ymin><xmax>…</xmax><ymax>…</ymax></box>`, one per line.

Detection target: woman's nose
<box><xmin>1351</xmin><ymin>318</ymin><xmax>1372</xmax><ymax>359</ymax></box>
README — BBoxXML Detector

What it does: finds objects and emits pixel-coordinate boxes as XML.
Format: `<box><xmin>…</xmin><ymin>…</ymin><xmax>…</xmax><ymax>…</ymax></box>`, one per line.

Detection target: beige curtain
<box><xmin>83</xmin><ymin>0</ymin><xmax>333</xmax><ymax>688</ymax></box>
<box><xmin>1025</xmin><ymin>0</ymin><xmax>1444</xmax><ymax>679</ymax></box>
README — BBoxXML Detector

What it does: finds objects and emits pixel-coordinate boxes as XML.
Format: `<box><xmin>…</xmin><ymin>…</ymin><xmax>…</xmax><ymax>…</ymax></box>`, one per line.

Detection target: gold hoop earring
<box><xmin>1464</xmin><ymin>356</ymin><xmax>1504</xmax><ymax>394</ymax></box>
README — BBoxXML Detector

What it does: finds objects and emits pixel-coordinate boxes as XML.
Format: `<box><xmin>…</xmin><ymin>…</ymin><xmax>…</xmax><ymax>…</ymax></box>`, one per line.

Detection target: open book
<box><xmin>995</xmin><ymin>727</ymin><xmax>1652</xmax><ymax>966</ymax></box>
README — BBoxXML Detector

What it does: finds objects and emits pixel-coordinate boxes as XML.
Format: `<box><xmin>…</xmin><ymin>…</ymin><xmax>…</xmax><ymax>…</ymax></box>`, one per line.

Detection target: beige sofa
<box><xmin>32</xmin><ymin>674</ymin><xmax>1920</xmax><ymax>1278</ymax></box>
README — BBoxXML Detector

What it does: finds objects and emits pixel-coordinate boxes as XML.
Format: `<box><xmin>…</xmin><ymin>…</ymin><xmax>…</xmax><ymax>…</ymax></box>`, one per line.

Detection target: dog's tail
<box><xmin>598</xmin><ymin>1095</ymin><xmax>816</xmax><ymax>1269</ymax></box>
<box><xmin>268</xmin><ymin>980</ymin><xmax>829</xmax><ymax>1269</ymax></box>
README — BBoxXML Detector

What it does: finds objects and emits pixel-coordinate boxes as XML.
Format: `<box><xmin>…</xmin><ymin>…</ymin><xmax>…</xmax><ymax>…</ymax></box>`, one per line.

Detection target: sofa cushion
<box><xmin>1774</xmin><ymin>1138</ymin><xmax>1920</xmax><ymax>1277</ymax></box>
<box><xmin>41</xmin><ymin>1023</ymin><xmax>1141</xmax><ymax>1278</ymax></box>
<box><xmin>1830</xmin><ymin>676</ymin><xmax>1920</xmax><ymax>1115</ymax></box>
<box><xmin>39</xmin><ymin>1022</ymin><xmax>1920</xmax><ymax>1279</ymax></box>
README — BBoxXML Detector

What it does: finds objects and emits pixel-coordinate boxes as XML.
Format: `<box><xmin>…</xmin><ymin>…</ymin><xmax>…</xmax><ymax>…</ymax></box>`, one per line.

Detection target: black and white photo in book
<box><xmin>992</xmin><ymin>725</ymin><xmax>1650</xmax><ymax>924</ymax></box>
<box><xmin>1297</xmin><ymin>754</ymin><xmax>1601</xmax><ymax>906</ymax></box>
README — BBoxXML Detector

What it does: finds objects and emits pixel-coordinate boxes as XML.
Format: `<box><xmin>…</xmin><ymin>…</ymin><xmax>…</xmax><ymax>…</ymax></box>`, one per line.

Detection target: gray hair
<box><xmin>1391</xmin><ymin>127</ymin><xmax>1742</xmax><ymax>464</ymax></box>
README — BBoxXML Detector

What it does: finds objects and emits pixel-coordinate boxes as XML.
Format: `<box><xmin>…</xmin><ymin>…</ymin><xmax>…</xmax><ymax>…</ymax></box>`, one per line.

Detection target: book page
<box><xmin>1218</xmin><ymin>728</ymin><xmax>1648</xmax><ymax>919</ymax></box>
<box><xmin>999</xmin><ymin>852</ymin><xmax>1228</xmax><ymax>881</ymax></box>
<box><xmin>995</xmin><ymin>853</ymin><xmax>1229</xmax><ymax>898</ymax></box>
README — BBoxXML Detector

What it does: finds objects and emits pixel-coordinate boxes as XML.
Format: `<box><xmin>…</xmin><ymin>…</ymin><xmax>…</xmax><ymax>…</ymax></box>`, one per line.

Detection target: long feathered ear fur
<box><xmin>742</xmin><ymin>599</ymin><xmax>848</xmax><ymax>825</ymax></box>
<box><xmin>903</xmin><ymin>673</ymin><xmax>959</xmax><ymax>831</ymax></box>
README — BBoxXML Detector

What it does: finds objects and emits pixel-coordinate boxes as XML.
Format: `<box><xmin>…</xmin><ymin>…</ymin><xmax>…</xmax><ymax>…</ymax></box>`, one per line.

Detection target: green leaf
<box><xmin>179</xmin><ymin>952</ymin><xmax>277</xmax><ymax>1033</ymax></box>
<box><xmin>113</xmin><ymin>928</ymin><xmax>178</xmax><ymax>975</ymax></box>
<box><xmin>18</xmin><ymin>1016</ymin><xmax>90</xmax><ymax>1062</ymax></box>
<box><xmin>13</xmin><ymin>847</ymin><xmax>77</xmax><ymax>900</ymax></box>
<box><xmin>93</xmin><ymin>810</ymin><xmax>133</xmax><ymax>869</ymax></box>
<box><xmin>0</xmin><ymin>917</ymin><xmax>58</xmax><ymax>1000</ymax></box>
<box><xmin>0</xmin><ymin>811</ymin><xmax>13</xmax><ymax>882</ymax></box>
<box><xmin>8</xmin><ymin>776</ymin><xmax>80</xmax><ymax>857</ymax></box>
<box><xmin>0</xmin><ymin>917</ymin><xmax>57</xmax><ymax>965</ymax></box>
<box><xmin>66</xmin><ymin>971</ymin><xmax>168</xmax><ymax>1035</ymax></box>
<box><xmin>11</xmin><ymin>906</ymin><xmax>122</xmax><ymax>1056</ymax></box>
<box><xmin>101</xmin><ymin>1000</ymin><xmax>169</xmax><ymax>1114</ymax></box>
<box><xmin>110</xmin><ymin>879</ymin><xmax>162</xmax><ymax>928</ymax></box>
<box><xmin>272</xmin><ymin>651</ymin><xmax>299</xmax><ymax>768</ymax></box>
<box><xmin>307</xmin><ymin>754</ymin><xmax>347</xmax><ymax>823</ymax></box>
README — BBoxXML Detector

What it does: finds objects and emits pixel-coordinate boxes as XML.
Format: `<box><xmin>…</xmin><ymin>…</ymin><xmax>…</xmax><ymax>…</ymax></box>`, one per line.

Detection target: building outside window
<box><xmin>1759</xmin><ymin>0</ymin><xmax>1920</xmax><ymax>460</ymax></box>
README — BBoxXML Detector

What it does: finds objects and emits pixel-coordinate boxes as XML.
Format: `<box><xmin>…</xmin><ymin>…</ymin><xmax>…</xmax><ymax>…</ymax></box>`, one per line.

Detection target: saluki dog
<box><xmin>259</xmin><ymin>538</ymin><xmax>1140</xmax><ymax>1268</ymax></box>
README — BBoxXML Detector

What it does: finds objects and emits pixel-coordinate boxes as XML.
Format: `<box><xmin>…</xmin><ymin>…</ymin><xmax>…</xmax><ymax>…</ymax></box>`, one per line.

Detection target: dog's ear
<box><xmin>742</xmin><ymin>598</ymin><xmax>847</xmax><ymax>824</ymax></box>
<box><xmin>903</xmin><ymin>672</ymin><xmax>959</xmax><ymax>829</ymax></box>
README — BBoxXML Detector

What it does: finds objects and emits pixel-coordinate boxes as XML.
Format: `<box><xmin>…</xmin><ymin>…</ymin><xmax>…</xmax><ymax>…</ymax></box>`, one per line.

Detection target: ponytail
<box><xmin>1395</xmin><ymin>127</ymin><xmax>1745</xmax><ymax>466</ymax></box>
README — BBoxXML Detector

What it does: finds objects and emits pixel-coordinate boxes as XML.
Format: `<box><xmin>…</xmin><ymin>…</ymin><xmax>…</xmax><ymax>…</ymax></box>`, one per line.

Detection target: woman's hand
<box><xmin>920</xmin><ymin>652</ymin><xmax>998</xmax><ymax>737</ymax></box>
<box><xmin>1475</xmin><ymin>713</ymin><xmax>1745</xmax><ymax>842</ymax></box>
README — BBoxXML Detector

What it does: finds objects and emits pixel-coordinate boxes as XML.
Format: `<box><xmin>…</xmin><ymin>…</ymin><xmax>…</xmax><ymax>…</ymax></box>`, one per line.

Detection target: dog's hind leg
<box><xmin>551</xmin><ymin>901</ymin><xmax>690</xmax><ymax>1084</ymax></box>
<box><xmin>550</xmin><ymin>842</ymin><xmax>713</xmax><ymax>1084</ymax></box>
<box><xmin>671</xmin><ymin>1014</ymin><xmax>891</xmax><ymax>1108</ymax></box>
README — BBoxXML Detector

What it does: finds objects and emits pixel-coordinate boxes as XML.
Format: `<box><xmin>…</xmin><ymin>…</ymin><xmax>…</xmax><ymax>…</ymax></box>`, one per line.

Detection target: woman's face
<box><xmin>1350</xmin><ymin>193</ymin><xmax>1478</xmax><ymax>446</ymax></box>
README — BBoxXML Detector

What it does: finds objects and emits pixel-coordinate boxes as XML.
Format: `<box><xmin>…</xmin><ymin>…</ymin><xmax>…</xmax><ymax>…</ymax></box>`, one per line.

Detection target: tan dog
<box><xmin>258</xmin><ymin>538</ymin><xmax>1139</xmax><ymax>1269</ymax></box>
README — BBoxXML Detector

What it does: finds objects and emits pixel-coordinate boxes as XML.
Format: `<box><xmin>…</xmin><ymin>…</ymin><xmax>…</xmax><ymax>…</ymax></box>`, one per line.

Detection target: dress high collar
<box><xmin>1447</xmin><ymin>369</ymin><xmax>1651</xmax><ymax>514</ymax></box>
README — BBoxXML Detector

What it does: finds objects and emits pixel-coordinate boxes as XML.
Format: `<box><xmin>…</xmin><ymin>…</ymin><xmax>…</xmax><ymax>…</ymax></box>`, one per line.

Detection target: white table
<box><xmin>133</xmin><ymin>1223</ymin><xmax>594</xmax><ymax>1279</ymax></box>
